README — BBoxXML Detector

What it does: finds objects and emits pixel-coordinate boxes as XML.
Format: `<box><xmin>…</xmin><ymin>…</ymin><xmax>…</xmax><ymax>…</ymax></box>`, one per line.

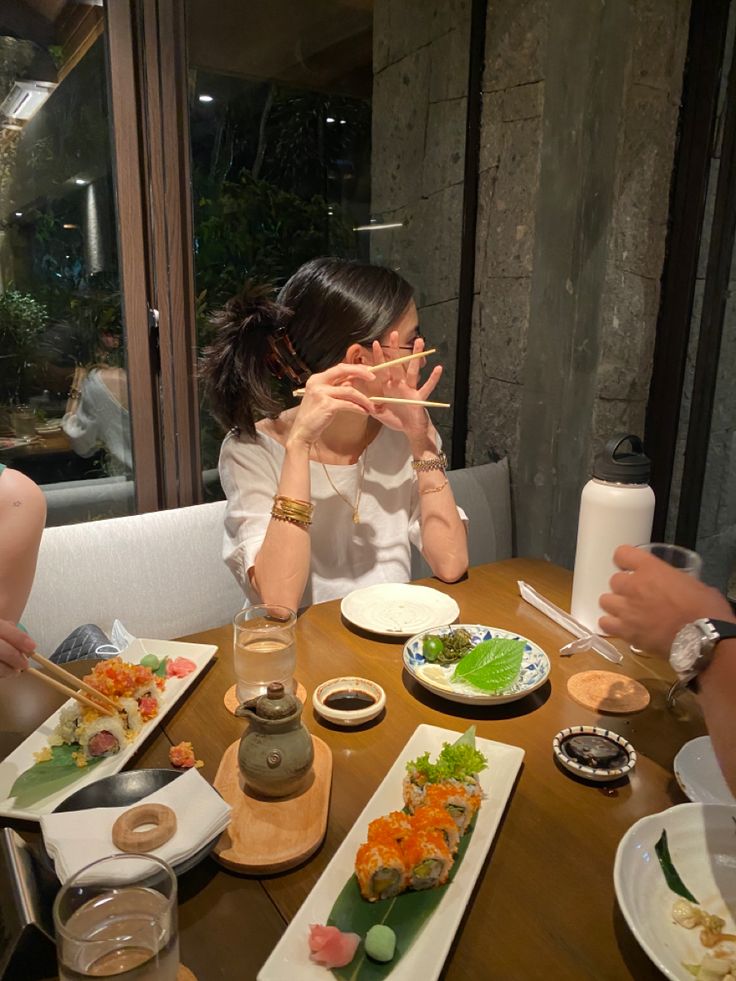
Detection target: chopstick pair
<box><xmin>27</xmin><ymin>650</ymin><xmax>118</xmax><ymax>716</ymax></box>
<box><xmin>292</xmin><ymin>347</ymin><xmax>450</xmax><ymax>408</ymax></box>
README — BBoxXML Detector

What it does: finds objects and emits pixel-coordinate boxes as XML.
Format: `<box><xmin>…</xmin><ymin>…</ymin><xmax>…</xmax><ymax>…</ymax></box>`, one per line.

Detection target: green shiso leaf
<box><xmin>9</xmin><ymin>743</ymin><xmax>105</xmax><ymax>809</ymax></box>
<box><xmin>451</xmin><ymin>637</ymin><xmax>524</xmax><ymax>693</ymax></box>
<box><xmin>329</xmin><ymin>728</ymin><xmax>482</xmax><ymax>979</ymax></box>
<box><xmin>654</xmin><ymin>830</ymin><xmax>698</xmax><ymax>904</ymax></box>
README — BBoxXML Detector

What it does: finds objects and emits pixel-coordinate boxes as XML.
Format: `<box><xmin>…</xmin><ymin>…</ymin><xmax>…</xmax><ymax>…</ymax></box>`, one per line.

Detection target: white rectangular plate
<box><xmin>0</xmin><ymin>638</ymin><xmax>217</xmax><ymax>821</ymax></box>
<box><xmin>258</xmin><ymin>723</ymin><xmax>524</xmax><ymax>981</ymax></box>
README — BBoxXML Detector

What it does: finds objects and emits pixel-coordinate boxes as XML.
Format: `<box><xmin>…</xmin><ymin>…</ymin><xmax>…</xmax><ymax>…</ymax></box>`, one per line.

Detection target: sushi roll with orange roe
<box><xmin>355</xmin><ymin>839</ymin><xmax>407</xmax><ymax>902</ymax></box>
<box><xmin>411</xmin><ymin>805</ymin><xmax>460</xmax><ymax>854</ymax></box>
<box><xmin>367</xmin><ymin>810</ymin><xmax>412</xmax><ymax>845</ymax></box>
<box><xmin>401</xmin><ymin>829</ymin><xmax>453</xmax><ymax>891</ymax></box>
<box><xmin>424</xmin><ymin>782</ymin><xmax>478</xmax><ymax>834</ymax></box>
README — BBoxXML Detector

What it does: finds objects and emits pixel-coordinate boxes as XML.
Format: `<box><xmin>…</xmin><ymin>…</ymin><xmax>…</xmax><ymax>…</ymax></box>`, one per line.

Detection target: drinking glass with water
<box><xmin>233</xmin><ymin>604</ymin><xmax>297</xmax><ymax>702</ymax></box>
<box><xmin>54</xmin><ymin>854</ymin><xmax>178</xmax><ymax>980</ymax></box>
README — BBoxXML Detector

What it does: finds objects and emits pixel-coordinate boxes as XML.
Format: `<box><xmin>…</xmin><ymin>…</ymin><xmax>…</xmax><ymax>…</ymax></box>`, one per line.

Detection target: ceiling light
<box><xmin>75</xmin><ymin>178</ymin><xmax>87</xmax><ymax>186</ymax></box>
<box><xmin>325</xmin><ymin>116</ymin><xmax>336</xmax><ymax>124</ymax></box>
<box><xmin>198</xmin><ymin>94</ymin><xmax>214</xmax><ymax>103</ymax></box>
<box><xmin>14</xmin><ymin>211</ymin><xmax>22</xmax><ymax>217</ymax></box>
<box><xmin>0</xmin><ymin>81</ymin><xmax>56</xmax><ymax>122</ymax></box>
<box><xmin>339</xmin><ymin>119</ymin><xmax>347</xmax><ymax>125</ymax></box>
<box><xmin>63</xmin><ymin>223</ymin><xmax>78</xmax><ymax>229</ymax></box>
<box><xmin>353</xmin><ymin>222</ymin><xmax>404</xmax><ymax>232</ymax></box>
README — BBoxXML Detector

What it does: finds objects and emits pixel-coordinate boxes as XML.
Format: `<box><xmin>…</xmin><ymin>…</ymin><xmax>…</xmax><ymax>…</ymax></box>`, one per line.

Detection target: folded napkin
<box><xmin>517</xmin><ymin>580</ymin><xmax>623</xmax><ymax>664</ymax></box>
<box><xmin>41</xmin><ymin>768</ymin><xmax>231</xmax><ymax>883</ymax></box>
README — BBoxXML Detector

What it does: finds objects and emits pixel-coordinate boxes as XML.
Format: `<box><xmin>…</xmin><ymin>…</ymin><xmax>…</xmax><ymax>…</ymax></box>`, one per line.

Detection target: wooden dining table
<box><xmin>1</xmin><ymin>558</ymin><xmax>708</xmax><ymax>980</ymax></box>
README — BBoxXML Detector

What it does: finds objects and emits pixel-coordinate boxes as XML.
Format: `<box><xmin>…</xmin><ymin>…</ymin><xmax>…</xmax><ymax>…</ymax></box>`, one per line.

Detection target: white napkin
<box><xmin>517</xmin><ymin>580</ymin><xmax>623</xmax><ymax>663</ymax></box>
<box><xmin>41</xmin><ymin>768</ymin><xmax>231</xmax><ymax>883</ymax></box>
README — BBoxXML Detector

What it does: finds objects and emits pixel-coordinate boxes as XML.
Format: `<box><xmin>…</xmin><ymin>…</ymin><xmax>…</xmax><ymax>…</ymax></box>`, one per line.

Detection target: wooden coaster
<box><xmin>224</xmin><ymin>681</ymin><xmax>307</xmax><ymax>715</ymax></box>
<box><xmin>177</xmin><ymin>968</ymin><xmax>197</xmax><ymax>981</ymax></box>
<box><xmin>213</xmin><ymin>735</ymin><xmax>332</xmax><ymax>873</ymax></box>
<box><xmin>567</xmin><ymin>670</ymin><xmax>650</xmax><ymax>714</ymax></box>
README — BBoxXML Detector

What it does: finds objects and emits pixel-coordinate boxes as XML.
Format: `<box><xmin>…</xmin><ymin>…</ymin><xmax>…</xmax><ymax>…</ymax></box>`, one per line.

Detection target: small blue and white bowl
<box><xmin>402</xmin><ymin>624</ymin><xmax>550</xmax><ymax>705</ymax></box>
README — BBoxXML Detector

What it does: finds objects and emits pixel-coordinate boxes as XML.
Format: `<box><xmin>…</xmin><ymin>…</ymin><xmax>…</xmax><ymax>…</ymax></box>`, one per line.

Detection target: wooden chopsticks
<box><xmin>292</xmin><ymin>348</ymin><xmax>437</xmax><ymax>397</ymax></box>
<box><xmin>28</xmin><ymin>651</ymin><xmax>118</xmax><ymax>716</ymax></box>
<box><xmin>369</xmin><ymin>396</ymin><xmax>450</xmax><ymax>408</ymax></box>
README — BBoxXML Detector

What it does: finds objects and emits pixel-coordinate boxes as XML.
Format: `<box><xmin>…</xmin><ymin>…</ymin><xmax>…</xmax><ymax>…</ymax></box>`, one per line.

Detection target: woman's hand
<box><xmin>0</xmin><ymin>620</ymin><xmax>35</xmax><ymax>679</ymax></box>
<box><xmin>288</xmin><ymin>363</ymin><xmax>377</xmax><ymax>449</ymax></box>
<box><xmin>369</xmin><ymin>333</ymin><xmax>443</xmax><ymax>441</ymax></box>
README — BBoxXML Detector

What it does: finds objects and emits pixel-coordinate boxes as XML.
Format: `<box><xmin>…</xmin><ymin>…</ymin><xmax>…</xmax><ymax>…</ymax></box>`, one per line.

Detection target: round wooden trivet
<box><xmin>224</xmin><ymin>681</ymin><xmax>307</xmax><ymax>715</ymax></box>
<box><xmin>177</xmin><ymin>967</ymin><xmax>197</xmax><ymax>981</ymax></box>
<box><xmin>567</xmin><ymin>670</ymin><xmax>650</xmax><ymax>714</ymax></box>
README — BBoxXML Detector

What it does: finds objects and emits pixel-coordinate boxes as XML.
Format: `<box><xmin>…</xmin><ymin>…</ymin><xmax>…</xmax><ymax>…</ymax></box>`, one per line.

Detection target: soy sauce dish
<box><xmin>313</xmin><ymin>677</ymin><xmax>385</xmax><ymax>727</ymax></box>
<box><xmin>552</xmin><ymin>725</ymin><xmax>636</xmax><ymax>783</ymax></box>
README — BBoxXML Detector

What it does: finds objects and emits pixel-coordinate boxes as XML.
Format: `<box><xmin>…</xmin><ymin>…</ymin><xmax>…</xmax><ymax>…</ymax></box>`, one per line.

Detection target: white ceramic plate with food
<box><xmin>403</xmin><ymin>624</ymin><xmax>550</xmax><ymax>705</ymax></box>
<box><xmin>674</xmin><ymin>736</ymin><xmax>736</xmax><ymax>805</ymax></box>
<box><xmin>0</xmin><ymin>638</ymin><xmax>217</xmax><ymax>821</ymax></box>
<box><xmin>258</xmin><ymin>723</ymin><xmax>524</xmax><ymax>981</ymax></box>
<box><xmin>340</xmin><ymin>583</ymin><xmax>460</xmax><ymax>637</ymax></box>
<box><xmin>614</xmin><ymin>802</ymin><xmax>736</xmax><ymax>981</ymax></box>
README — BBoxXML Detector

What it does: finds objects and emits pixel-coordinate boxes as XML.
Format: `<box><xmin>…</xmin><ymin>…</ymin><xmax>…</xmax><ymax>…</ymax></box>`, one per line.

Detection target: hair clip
<box><xmin>265</xmin><ymin>328</ymin><xmax>311</xmax><ymax>385</ymax></box>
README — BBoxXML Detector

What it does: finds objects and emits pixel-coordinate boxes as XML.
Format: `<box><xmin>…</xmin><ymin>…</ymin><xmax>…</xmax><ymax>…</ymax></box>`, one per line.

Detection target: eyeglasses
<box><xmin>378</xmin><ymin>330</ymin><xmax>423</xmax><ymax>352</ymax></box>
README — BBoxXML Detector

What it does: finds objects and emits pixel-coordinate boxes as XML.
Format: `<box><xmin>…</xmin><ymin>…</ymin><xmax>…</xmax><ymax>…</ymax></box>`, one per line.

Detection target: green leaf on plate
<box><xmin>153</xmin><ymin>657</ymin><xmax>169</xmax><ymax>679</ymax></box>
<box><xmin>451</xmin><ymin>637</ymin><xmax>525</xmax><ymax>693</ymax></box>
<box><xmin>654</xmin><ymin>829</ymin><xmax>698</xmax><ymax>904</ymax></box>
<box><xmin>327</xmin><ymin>728</ymin><xmax>480</xmax><ymax>979</ymax></box>
<box><xmin>9</xmin><ymin>743</ymin><xmax>105</xmax><ymax>809</ymax></box>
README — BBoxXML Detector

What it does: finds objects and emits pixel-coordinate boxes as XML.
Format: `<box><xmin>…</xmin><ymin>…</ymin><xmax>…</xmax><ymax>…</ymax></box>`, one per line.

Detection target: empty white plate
<box><xmin>674</xmin><ymin>735</ymin><xmax>736</xmax><ymax>805</ymax></box>
<box><xmin>340</xmin><ymin>583</ymin><xmax>460</xmax><ymax>637</ymax></box>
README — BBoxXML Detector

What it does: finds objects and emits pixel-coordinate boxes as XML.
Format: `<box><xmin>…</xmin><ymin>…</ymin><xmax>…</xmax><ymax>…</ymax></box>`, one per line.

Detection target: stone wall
<box><xmin>370</xmin><ymin>0</ymin><xmax>471</xmax><ymax>452</ymax></box>
<box><xmin>467</xmin><ymin>0</ymin><xmax>690</xmax><ymax>565</ymax></box>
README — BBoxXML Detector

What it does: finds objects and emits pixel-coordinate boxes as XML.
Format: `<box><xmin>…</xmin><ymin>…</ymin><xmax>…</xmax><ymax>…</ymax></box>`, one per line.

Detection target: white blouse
<box><xmin>219</xmin><ymin>425</ymin><xmax>445</xmax><ymax>608</ymax></box>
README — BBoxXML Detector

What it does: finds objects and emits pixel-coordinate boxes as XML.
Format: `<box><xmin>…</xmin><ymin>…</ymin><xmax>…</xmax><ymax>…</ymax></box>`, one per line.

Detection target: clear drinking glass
<box><xmin>233</xmin><ymin>604</ymin><xmax>297</xmax><ymax>702</ymax></box>
<box><xmin>54</xmin><ymin>854</ymin><xmax>178</xmax><ymax>980</ymax></box>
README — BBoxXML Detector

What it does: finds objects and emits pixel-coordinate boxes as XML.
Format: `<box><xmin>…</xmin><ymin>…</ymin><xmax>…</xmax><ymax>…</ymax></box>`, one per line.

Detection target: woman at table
<box><xmin>0</xmin><ymin>465</ymin><xmax>45</xmax><ymax>677</ymax></box>
<box><xmin>600</xmin><ymin>544</ymin><xmax>736</xmax><ymax>795</ymax></box>
<box><xmin>201</xmin><ymin>257</ymin><xmax>469</xmax><ymax>611</ymax></box>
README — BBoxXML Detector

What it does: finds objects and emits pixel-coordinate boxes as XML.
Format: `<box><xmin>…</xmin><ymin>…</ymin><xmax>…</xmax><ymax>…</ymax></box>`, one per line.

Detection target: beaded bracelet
<box><xmin>411</xmin><ymin>452</ymin><xmax>447</xmax><ymax>473</ymax></box>
<box><xmin>271</xmin><ymin>510</ymin><xmax>311</xmax><ymax>528</ymax></box>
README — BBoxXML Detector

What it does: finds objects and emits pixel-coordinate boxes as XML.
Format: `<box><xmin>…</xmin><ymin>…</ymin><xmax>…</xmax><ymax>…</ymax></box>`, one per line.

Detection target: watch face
<box><xmin>670</xmin><ymin>623</ymin><xmax>704</xmax><ymax>675</ymax></box>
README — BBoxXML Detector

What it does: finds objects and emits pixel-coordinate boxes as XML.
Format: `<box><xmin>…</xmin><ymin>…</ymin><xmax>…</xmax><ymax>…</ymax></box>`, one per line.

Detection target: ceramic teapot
<box><xmin>235</xmin><ymin>682</ymin><xmax>314</xmax><ymax>798</ymax></box>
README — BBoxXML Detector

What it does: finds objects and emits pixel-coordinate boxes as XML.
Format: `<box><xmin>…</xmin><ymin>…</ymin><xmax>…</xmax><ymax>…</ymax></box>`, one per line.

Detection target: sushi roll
<box><xmin>53</xmin><ymin>702</ymin><xmax>83</xmax><ymax>746</ymax></box>
<box><xmin>401</xmin><ymin>830</ymin><xmax>453</xmax><ymax>891</ymax></box>
<box><xmin>367</xmin><ymin>810</ymin><xmax>412</xmax><ymax>845</ymax></box>
<box><xmin>424</xmin><ymin>783</ymin><xmax>477</xmax><ymax>834</ymax></box>
<box><xmin>77</xmin><ymin>711</ymin><xmax>127</xmax><ymax>760</ymax></box>
<box><xmin>355</xmin><ymin>839</ymin><xmax>407</xmax><ymax>902</ymax></box>
<box><xmin>411</xmin><ymin>805</ymin><xmax>460</xmax><ymax>854</ymax></box>
<box><xmin>402</xmin><ymin>770</ymin><xmax>429</xmax><ymax>813</ymax></box>
<box><xmin>118</xmin><ymin>697</ymin><xmax>143</xmax><ymax>736</ymax></box>
<box><xmin>132</xmin><ymin>682</ymin><xmax>161</xmax><ymax>721</ymax></box>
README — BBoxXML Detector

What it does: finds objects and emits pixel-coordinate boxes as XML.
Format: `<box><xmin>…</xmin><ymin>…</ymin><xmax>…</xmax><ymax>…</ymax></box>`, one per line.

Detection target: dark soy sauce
<box><xmin>560</xmin><ymin>733</ymin><xmax>629</xmax><ymax>769</ymax></box>
<box><xmin>323</xmin><ymin>690</ymin><xmax>376</xmax><ymax>712</ymax></box>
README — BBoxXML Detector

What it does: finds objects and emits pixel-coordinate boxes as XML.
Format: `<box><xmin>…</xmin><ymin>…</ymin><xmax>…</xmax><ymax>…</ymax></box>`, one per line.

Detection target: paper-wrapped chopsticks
<box><xmin>517</xmin><ymin>580</ymin><xmax>623</xmax><ymax>664</ymax></box>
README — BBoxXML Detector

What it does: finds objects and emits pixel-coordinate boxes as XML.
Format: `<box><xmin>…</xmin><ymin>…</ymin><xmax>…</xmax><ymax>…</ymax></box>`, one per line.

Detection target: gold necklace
<box><xmin>314</xmin><ymin>443</ymin><xmax>367</xmax><ymax>524</ymax></box>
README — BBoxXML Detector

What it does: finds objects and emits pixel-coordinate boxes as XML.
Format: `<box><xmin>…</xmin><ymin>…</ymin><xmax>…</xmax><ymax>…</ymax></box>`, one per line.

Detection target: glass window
<box><xmin>0</xmin><ymin>3</ymin><xmax>134</xmax><ymax>525</ymax></box>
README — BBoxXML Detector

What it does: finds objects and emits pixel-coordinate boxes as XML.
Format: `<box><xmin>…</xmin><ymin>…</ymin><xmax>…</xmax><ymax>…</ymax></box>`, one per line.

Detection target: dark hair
<box><xmin>200</xmin><ymin>257</ymin><xmax>414</xmax><ymax>437</ymax></box>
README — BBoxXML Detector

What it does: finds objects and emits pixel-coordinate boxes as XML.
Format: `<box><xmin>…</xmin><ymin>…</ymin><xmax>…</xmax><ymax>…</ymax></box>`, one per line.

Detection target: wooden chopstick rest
<box><xmin>112</xmin><ymin>803</ymin><xmax>177</xmax><ymax>853</ymax></box>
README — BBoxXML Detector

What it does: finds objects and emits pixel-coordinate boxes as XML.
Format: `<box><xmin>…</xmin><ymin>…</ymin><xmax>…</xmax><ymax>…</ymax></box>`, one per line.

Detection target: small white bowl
<box><xmin>674</xmin><ymin>735</ymin><xmax>736</xmax><ymax>804</ymax></box>
<box><xmin>312</xmin><ymin>677</ymin><xmax>385</xmax><ymax>727</ymax></box>
<box><xmin>553</xmin><ymin>725</ymin><xmax>636</xmax><ymax>783</ymax></box>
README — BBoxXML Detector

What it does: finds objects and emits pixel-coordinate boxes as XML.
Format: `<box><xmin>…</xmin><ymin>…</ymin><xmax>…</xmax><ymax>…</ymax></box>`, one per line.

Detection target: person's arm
<box><xmin>62</xmin><ymin>371</ymin><xmax>100</xmax><ymax>459</ymax></box>
<box><xmin>0</xmin><ymin>619</ymin><xmax>36</xmax><ymax>678</ymax></box>
<box><xmin>0</xmin><ymin>468</ymin><xmax>46</xmax><ymax>624</ymax></box>
<box><xmin>599</xmin><ymin>544</ymin><xmax>736</xmax><ymax>795</ymax></box>
<box><xmin>370</xmin><ymin>337</ymin><xmax>468</xmax><ymax>582</ymax></box>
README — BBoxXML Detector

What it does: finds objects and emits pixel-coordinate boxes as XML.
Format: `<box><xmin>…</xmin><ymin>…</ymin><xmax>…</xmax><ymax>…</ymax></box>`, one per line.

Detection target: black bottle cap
<box><xmin>593</xmin><ymin>434</ymin><xmax>651</xmax><ymax>484</ymax></box>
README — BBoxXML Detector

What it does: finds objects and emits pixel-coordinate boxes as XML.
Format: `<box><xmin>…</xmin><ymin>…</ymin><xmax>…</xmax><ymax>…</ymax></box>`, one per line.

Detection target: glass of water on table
<box><xmin>233</xmin><ymin>604</ymin><xmax>297</xmax><ymax>702</ymax></box>
<box><xmin>54</xmin><ymin>854</ymin><xmax>178</xmax><ymax>980</ymax></box>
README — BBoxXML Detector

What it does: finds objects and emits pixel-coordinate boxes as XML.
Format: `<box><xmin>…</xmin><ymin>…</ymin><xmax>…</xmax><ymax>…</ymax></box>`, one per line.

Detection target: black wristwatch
<box><xmin>669</xmin><ymin>618</ymin><xmax>736</xmax><ymax>688</ymax></box>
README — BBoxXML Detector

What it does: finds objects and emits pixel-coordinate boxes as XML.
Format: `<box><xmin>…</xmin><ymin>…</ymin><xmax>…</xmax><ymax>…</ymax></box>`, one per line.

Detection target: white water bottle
<box><xmin>570</xmin><ymin>434</ymin><xmax>655</xmax><ymax>633</ymax></box>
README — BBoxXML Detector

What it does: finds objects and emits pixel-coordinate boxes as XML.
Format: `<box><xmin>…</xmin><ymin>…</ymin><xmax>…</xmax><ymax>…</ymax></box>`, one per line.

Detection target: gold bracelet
<box><xmin>68</xmin><ymin>388</ymin><xmax>82</xmax><ymax>400</ymax></box>
<box><xmin>412</xmin><ymin>452</ymin><xmax>447</xmax><ymax>473</ymax></box>
<box><xmin>270</xmin><ymin>508</ymin><xmax>312</xmax><ymax>528</ymax></box>
<box><xmin>419</xmin><ymin>479</ymin><xmax>449</xmax><ymax>495</ymax></box>
<box><xmin>273</xmin><ymin>495</ymin><xmax>314</xmax><ymax>522</ymax></box>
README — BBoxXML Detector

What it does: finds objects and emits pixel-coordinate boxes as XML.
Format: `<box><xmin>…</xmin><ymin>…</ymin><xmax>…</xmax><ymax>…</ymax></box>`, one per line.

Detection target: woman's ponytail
<box><xmin>199</xmin><ymin>283</ymin><xmax>285</xmax><ymax>438</ymax></box>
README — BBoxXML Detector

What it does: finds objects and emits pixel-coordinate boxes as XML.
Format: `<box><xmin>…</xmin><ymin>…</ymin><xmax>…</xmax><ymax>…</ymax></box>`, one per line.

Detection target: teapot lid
<box><xmin>255</xmin><ymin>682</ymin><xmax>299</xmax><ymax>719</ymax></box>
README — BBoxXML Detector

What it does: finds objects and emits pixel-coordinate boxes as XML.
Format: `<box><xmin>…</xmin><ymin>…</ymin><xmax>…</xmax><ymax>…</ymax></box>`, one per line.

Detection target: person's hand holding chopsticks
<box><xmin>0</xmin><ymin>619</ymin><xmax>36</xmax><ymax>679</ymax></box>
<box><xmin>368</xmin><ymin>331</ymin><xmax>444</xmax><ymax>438</ymax></box>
